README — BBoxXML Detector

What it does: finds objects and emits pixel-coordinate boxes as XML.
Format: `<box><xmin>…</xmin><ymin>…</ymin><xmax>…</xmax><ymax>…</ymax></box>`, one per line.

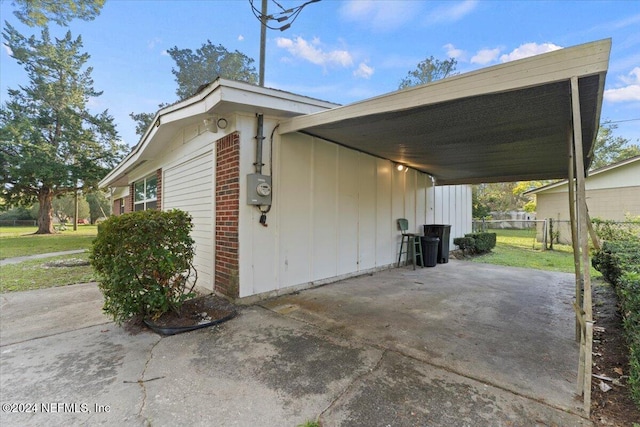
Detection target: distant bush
<box><xmin>592</xmin><ymin>239</ymin><xmax>640</xmax><ymax>406</ymax></box>
<box><xmin>90</xmin><ymin>209</ymin><xmax>197</xmax><ymax>324</ymax></box>
<box><xmin>454</xmin><ymin>233</ymin><xmax>496</xmax><ymax>255</ymax></box>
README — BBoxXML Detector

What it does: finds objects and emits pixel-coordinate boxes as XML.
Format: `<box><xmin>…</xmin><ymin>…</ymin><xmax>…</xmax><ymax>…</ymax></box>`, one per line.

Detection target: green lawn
<box><xmin>471</xmin><ymin>228</ymin><xmax>601</xmax><ymax>277</ymax></box>
<box><xmin>0</xmin><ymin>225</ymin><xmax>98</xmax><ymax>259</ymax></box>
<box><xmin>0</xmin><ymin>252</ymin><xmax>96</xmax><ymax>292</ymax></box>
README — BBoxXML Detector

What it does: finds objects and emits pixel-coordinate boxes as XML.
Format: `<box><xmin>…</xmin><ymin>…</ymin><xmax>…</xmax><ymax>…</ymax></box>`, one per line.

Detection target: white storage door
<box><xmin>163</xmin><ymin>151</ymin><xmax>214</xmax><ymax>290</ymax></box>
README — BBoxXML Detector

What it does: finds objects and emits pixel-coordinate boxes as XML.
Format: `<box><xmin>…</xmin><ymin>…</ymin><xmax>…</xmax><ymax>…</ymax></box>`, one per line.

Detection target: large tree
<box><xmin>0</xmin><ymin>25</ymin><xmax>126</xmax><ymax>234</ymax></box>
<box><xmin>399</xmin><ymin>56</ymin><xmax>458</xmax><ymax>89</ymax></box>
<box><xmin>590</xmin><ymin>121</ymin><xmax>640</xmax><ymax>170</ymax></box>
<box><xmin>130</xmin><ymin>41</ymin><xmax>258</xmax><ymax>136</ymax></box>
<box><xmin>10</xmin><ymin>0</ymin><xmax>105</xmax><ymax>27</ymax></box>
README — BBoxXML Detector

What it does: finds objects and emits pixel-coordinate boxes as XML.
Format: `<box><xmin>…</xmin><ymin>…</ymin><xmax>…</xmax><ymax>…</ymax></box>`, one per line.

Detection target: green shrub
<box><xmin>453</xmin><ymin>237</ymin><xmax>475</xmax><ymax>254</ymax></box>
<box><xmin>90</xmin><ymin>209</ymin><xmax>197</xmax><ymax>324</ymax></box>
<box><xmin>592</xmin><ymin>216</ymin><xmax>640</xmax><ymax>242</ymax></box>
<box><xmin>618</xmin><ymin>272</ymin><xmax>640</xmax><ymax>405</ymax></box>
<box><xmin>593</xmin><ymin>240</ymin><xmax>640</xmax><ymax>407</ymax></box>
<box><xmin>464</xmin><ymin>232</ymin><xmax>497</xmax><ymax>254</ymax></box>
<box><xmin>592</xmin><ymin>240</ymin><xmax>640</xmax><ymax>285</ymax></box>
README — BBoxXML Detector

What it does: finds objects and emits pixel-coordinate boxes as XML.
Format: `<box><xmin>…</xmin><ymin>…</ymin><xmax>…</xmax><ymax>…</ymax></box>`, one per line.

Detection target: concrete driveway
<box><xmin>0</xmin><ymin>260</ymin><xmax>589</xmax><ymax>426</ymax></box>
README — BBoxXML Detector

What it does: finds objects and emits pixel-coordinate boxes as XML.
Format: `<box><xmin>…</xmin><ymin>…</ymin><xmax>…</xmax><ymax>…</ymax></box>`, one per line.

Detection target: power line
<box><xmin>249</xmin><ymin>0</ymin><xmax>320</xmax><ymax>31</ymax></box>
<box><xmin>607</xmin><ymin>118</ymin><xmax>640</xmax><ymax>124</ymax></box>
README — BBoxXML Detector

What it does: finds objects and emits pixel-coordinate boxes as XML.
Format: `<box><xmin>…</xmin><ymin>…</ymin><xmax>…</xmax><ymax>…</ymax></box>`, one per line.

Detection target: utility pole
<box><xmin>253</xmin><ymin>0</ymin><xmax>320</xmax><ymax>87</ymax></box>
<box><xmin>259</xmin><ymin>0</ymin><xmax>267</xmax><ymax>86</ymax></box>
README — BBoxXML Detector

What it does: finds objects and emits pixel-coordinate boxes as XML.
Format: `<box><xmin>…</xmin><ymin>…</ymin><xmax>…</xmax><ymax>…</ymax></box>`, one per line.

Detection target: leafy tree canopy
<box><xmin>590</xmin><ymin>121</ymin><xmax>640</xmax><ymax>170</ymax></box>
<box><xmin>130</xmin><ymin>41</ymin><xmax>258</xmax><ymax>137</ymax></box>
<box><xmin>399</xmin><ymin>56</ymin><xmax>458</xmax><ymax>89</ymax></box>
<box><xmin>10</xmin><ymin>0</ymin><xmax>105</xmax><ymax>27</ymax></box>
<box><xmin>0</xmin><ymin>24</ymin><xmax>126</xmax><ymax>233</ymax></box>
<box><xmin>168</xmin><ymin>40</ymin><xmax>258</xmax><ymax>100</ymax></box>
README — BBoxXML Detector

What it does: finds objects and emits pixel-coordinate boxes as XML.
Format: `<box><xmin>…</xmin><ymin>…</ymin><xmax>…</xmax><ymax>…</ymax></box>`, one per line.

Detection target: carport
<box><xmin>280</xmin><ymin>38</ymin><xmax>611</xmax><ymax>413</ymax></box>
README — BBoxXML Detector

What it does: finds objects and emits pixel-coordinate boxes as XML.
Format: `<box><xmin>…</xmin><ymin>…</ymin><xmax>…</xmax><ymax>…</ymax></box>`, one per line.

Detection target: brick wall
<box><xmin>129</xmin><ymin>183</ymin><xmax>135</xmax><ymax>212</ymax></box>
<box><xmin>156</xmin><ymin>168</ymin><xmax>162</xmax><ymax>210</ymax></box>
<box><xmin>215</xmin><ymin>132</ymin><xmax>240</xmax><ymax>298</ymax></box>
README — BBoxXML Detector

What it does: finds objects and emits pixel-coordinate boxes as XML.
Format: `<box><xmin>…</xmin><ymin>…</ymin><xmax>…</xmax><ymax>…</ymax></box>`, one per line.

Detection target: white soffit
<box><xmin>280</xmin><ymin>39</ymin><xmax>611</xmax><ymax>185</ymax></box>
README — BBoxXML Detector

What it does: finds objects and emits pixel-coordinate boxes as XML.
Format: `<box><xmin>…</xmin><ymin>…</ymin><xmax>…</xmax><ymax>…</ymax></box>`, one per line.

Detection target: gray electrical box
<box><xmin>247</xmin><ymin>174</ymin><xmax>272</xmax><ymax>205</ymax></box>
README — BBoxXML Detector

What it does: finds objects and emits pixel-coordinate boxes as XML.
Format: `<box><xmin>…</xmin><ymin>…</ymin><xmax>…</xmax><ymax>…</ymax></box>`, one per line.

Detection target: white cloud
<box><xmin>604</xmin><ymin>85</ymin><xmax>640</xmax><ymax>102</ymax></box>
<box><xmin>425</xmin><ymin>0</ymin><xmax>478</xmax><ymax>25</ymax></box>
<box><xmin>605</xmin><ymin>67</ymin><xmax>640</xmax><ymax>102</ymax></box>
<box><xmin>161</xmin><ymin>50</ymin><xmax>169</xmax><ymax>57</ymax></box>
<box><xmin>499</xmin><ymin>42</ymin><xmax>562</xmax><ymax>63</ymax></box>
<box><xmin>620</xmin><ymin>67</ymin><xmax>640</xmax><ymax>85</ymax></box>
<box><xmin>471</xmin><ymin>48</ymin><xmax>501</xmax><ymax>65</ymax></box>
<box><xmin>443</xmin><ymin>43</ymin><xmax>465</xmax><ymax>60</ymax></box>
<box><xmin>276</xmin><ymin>36</ymin><xmax>353</xmax><ymax>68</ymax></box>
<box><xmin>339</xmin><ymin>0</ymin><xmax>420</xmax><ymax>31</ymax></box>
<box><xmin>238</xmin><ymin>35</ymin><xmax>244</xmax><ymax>42</ymax></box>
<box><xmin>353</xmin><ymin>62</ymin><xmax>374</xmax><ymax>79</ymax></box>
<box><xmin>2</xmin><ymin>43</ymin><xmax>12</xmax><ymax>56</ymax></box>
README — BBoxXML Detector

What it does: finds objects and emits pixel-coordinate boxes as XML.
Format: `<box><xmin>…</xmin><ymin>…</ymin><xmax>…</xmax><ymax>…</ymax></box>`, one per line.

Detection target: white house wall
<box><xmin>238</xmin><ymin>118</ymin><xmax>472</xmax><ymax>298</ymax></box>
<box><xmin>427</xmin><ymin>184</ymin><xmax>473</xmax><ymax>249</ymax></box>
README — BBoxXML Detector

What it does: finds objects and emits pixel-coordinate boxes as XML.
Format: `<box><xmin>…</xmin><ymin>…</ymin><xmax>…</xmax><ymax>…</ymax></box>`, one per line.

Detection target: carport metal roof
<box><xmin>279</xmin><ymin>39</ymin><xmax>611</xmax><ymax>185</ymax></box>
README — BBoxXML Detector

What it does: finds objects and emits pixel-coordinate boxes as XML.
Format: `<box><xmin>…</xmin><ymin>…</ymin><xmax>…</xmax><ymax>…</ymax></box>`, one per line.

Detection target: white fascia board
<box><xmin>280</xmin><ymin>39</ymin><xmax>611</xmax><ymax>134</ymax></box>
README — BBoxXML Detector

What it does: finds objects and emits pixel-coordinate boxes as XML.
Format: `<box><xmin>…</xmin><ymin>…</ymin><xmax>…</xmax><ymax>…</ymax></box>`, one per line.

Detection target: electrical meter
<box><xmin>247</xmin><ymin>174</ymin><xmax>272</xmax><ymax>205</ymax></box>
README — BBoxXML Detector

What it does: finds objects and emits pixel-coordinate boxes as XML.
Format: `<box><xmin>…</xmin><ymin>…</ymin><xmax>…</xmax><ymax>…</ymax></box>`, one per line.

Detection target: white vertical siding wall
<box><xmin>427</xmin><ymin>185</ymin><xmax>473</xmax><ymax>249</ymax></box>
<box><xmin>238</xmin><ymin>124</ymin><xmax>473</xmax><ymax>298</ymax></box>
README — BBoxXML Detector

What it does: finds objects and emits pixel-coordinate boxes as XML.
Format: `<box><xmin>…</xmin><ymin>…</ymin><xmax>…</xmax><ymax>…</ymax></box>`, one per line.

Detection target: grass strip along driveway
<box><xmin>0</xmin><ymin>226</ymin><xmax>97</xmax><ymax>292</ymax></box>
<box><xmin>470</xmin><ymin>228</ymin><xmax>601</xmax><ymax>278</ymax></box>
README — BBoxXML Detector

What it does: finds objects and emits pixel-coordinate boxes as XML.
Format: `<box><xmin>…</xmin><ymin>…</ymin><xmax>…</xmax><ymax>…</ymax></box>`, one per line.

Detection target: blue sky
<box><xmin>1</xmin><ymin>0</ymin><xmax>639</xmax><ymax>148</ymax></box>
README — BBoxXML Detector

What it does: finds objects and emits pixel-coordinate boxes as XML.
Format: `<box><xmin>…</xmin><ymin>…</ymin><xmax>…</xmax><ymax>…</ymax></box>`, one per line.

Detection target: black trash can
<box><xmin>423</xmin><ymin>224</ymin><xmax>451</xmax><ymax>263</ymax></box>
<box><xmin>421</xmin><ymin>236</ymin><xmax>439</xmax><ymax>267</ymax></box>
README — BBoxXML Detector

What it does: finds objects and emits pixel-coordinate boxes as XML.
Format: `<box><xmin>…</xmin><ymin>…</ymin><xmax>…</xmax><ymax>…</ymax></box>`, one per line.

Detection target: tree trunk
<box><xmin>36</xmin><ymin>188</ymin><xmax>55</xmax><ymax>234</ymax></box>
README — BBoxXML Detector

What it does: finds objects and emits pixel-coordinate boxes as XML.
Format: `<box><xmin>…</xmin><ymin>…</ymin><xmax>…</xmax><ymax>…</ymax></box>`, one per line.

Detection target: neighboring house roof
<box><xmin>281</xmin><ymin>39</ymin><xmax>611</xmax><ymax>185</ymax></box>
<box><xmin>100</xmin><ymin>78</ymin><xmax>339</xmax><ymax>188</ymax></box>
<box><xmin>525</xmin><ymin>155</ymin><xmax>640</xmax><ymax>195</ymax></box>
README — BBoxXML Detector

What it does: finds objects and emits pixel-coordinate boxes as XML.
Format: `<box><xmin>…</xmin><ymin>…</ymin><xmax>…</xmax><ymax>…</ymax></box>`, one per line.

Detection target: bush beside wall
<box><xmin>453</xmin><ymin>232</ymin><xmax>496</xmax><ymax>255</ymax></box>
<box><xmin>90</xmin><ymin>209</ymin><xmax>197</xmax><ymax>324</ymax></box>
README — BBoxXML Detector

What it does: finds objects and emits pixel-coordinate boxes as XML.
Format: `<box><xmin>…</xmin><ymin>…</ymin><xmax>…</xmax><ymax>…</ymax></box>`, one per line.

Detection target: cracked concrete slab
<box><xmin>142</xmin><ymin>306</ymin><xmax>383</xmax><ymax>426</ymax></box>
<box><xmin>0</xmin><ymin>282</ymin><xmax>110</xmax><ymax>345</ymax></box>
<box><xmin>0</xmin><ymin>324</ymin><xmax>159</xmax><ymax>426</ymax></box>
<box><xmin>321</xmin><ymin>350</ymin><xmax>589</xmax><ymax>426</ymax></box>
<box><xmin>260</xmin><ymin>260</ymin><xmax>583</xmax><ymax>416</ymax></box>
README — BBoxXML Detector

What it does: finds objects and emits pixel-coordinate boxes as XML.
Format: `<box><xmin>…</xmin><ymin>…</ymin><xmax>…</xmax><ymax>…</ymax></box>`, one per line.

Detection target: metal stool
<box><xmin>397</xmin><ymin>218</ymin><xmax>424</xmax><ymax>269</ymax></box>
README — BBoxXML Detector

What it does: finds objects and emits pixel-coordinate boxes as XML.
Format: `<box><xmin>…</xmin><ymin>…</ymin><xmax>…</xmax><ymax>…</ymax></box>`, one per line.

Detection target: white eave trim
<box><xmin>99</xmin><ymin>79</ymin><xmax>339</xmax><ymax>188</ymax></box>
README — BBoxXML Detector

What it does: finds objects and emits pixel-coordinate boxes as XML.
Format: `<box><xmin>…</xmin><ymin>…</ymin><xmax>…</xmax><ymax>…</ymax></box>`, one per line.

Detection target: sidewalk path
<box><xmin>0</xmin><ymin>249</ymin><xmax>87</xmax><ymax>266</ymax></box>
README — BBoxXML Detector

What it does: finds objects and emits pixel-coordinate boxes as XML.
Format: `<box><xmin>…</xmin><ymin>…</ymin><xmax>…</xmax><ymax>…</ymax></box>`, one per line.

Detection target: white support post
<box><xmin>571</xmin><ymin>75</ymin><xmax>593</xmax><ymax>414</ymax></box>
<box><xmin>567</xmin><ymin>127</ymin><xmax>582</xmax><ymax>343</ymax></box>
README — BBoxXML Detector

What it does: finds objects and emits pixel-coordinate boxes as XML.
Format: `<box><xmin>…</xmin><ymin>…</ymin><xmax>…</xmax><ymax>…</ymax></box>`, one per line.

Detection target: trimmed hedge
<box><xmin>90</xmin><ymin>209</ymin><xmax>197</xmax><ymax>324</ymax></box>
<box><xmin>453</xmin><ymin>232</ymin><xmax>496</xmax><ymax>254</ymax></box>
<box><xmin>592</xmin><ymin>240</ymin><xmax>640</xmax><ymax>406</ymax></box>
<box><xmin>592</xmin><ymin>240</ymin><xmax>640</xmax><ymax>284</ymax></box>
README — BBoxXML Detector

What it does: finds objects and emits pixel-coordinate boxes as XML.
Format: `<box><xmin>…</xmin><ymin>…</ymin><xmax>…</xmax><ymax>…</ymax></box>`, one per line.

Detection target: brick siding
<box><xmin>156</xmin><ymin>168</ymin><xmax>162</xmax><ymax>210</ymax></box>
<box><xmin>215</xmin><ymin>132</ymin><xmax>240</xmax><ymax>298</ymax></box>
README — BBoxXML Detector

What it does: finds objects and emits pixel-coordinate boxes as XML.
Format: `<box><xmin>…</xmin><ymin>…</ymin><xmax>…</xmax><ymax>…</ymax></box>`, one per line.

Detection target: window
<box><xmin>119</xmin><ymin>198</ymin><xmax>125</xmax><ymax>214</ymax></box>
<box><xmin>133</xmin><ymin>175</ymin><xmax>158</xmax><ymax>211</ymax></box>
